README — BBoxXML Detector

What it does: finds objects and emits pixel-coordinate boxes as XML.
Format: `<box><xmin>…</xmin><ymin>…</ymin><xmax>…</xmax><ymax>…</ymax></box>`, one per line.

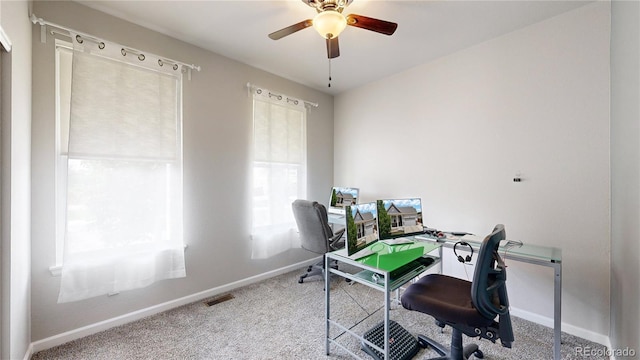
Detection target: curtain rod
<box><xmin>246</xmin><ymin>82</ymin><xmax>319</xmax><ymax>108</ymax></box>
<box><xmin>30</xmin><ymin>14</ymin><xmax>201</xmax><ymax>72</ymax></box>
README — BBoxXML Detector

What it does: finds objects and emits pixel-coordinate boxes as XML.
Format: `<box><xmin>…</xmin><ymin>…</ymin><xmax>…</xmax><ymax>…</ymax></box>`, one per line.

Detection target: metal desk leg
<box><xmin>553</xmin><ymin>262</ymin><xmax>562</xmax><ymax>360</ymax></box>
<box><xmin>384</xmin><ymin>279</ymin><xmax>390</xmax><ymax>359</ymax></box>
<box><xmin>325</xmin><ymin>255</ymin><xmax>331</xmax><ymax>355</ymax></box>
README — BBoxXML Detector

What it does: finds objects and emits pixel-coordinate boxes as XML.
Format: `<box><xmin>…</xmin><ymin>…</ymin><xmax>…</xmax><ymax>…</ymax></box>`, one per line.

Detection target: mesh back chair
<box><xmin>401</xmin><ymin>224</ymin><xmax>514</xmax><ymax>359</ymax></box>
<box><xmin>292</xmin><ymin>199</ymin><xmax>345</xmax><ymax>283</ymax></box>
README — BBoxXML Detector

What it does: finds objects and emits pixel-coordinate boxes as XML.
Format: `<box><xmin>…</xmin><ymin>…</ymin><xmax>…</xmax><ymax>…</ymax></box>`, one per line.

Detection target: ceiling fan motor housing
<box><xmin>304</xmin><ymin>0</ymin><xmax>353</xmax><ymax>13</ymax></box>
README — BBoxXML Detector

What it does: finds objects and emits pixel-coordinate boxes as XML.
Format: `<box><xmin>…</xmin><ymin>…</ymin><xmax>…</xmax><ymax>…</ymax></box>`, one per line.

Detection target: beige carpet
<box><xmin>32</xmin><ymin>268</ymin><xmax>607</xmax><ymax>360</ymax></box>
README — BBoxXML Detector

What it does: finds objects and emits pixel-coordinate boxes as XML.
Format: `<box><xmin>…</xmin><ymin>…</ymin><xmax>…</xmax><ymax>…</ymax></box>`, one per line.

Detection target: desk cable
<box><xmin>463</xmin><ymin>263</ymin><xmax>471</xmax><ymax>282</ymax></box>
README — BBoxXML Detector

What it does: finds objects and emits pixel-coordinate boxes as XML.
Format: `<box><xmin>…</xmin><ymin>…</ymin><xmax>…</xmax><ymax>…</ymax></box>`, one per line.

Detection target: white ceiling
<box><xmin>75</xmin><ymin>0</ymin><xmax>592</xmax><ymax>95</ymax></box>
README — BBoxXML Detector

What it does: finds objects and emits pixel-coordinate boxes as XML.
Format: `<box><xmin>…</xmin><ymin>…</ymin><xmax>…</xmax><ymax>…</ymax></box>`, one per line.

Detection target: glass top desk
<box><xmin>415</xmin><ymin>234</ymin><xmax>563</xmax><ymax>360</ymax></box>
<box><xmin>324</xmin><ymin>241</ymin><xmax>442</xmax><ymax>360</ymax></box>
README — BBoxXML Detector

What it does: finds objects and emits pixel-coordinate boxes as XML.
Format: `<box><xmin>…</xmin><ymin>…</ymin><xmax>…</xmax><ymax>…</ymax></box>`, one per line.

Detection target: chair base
<box><xmin>298</xmin><ymin>258</ymin><xmax>339</xmax><ymax>283</ymax></box>
<box><xmin>416</xmin><ymin>328</ymin><xmax>484</xmax><ymax>360</ymax></box>
<box><xmin>298</xmin><ymin>263</ymin><xmax>324</xmax><ymax>283</ymax></box>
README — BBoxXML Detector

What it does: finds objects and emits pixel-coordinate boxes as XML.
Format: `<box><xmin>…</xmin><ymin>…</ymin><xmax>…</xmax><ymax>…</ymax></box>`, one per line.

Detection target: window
<box><xmin>250</xmin><ymin>88</ymin><xmax>307</xmax><ymax>259</ymax></box>
<box><xmin>55</xmin><ymin>38</ymin><xmax>186</xmax><ymax>302</ymax></box>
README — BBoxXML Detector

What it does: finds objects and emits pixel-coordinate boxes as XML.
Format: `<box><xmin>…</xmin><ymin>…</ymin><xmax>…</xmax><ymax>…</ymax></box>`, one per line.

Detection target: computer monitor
<box><xmin>328</xmin><ymin>186</ymin><xmax>359</xmax><ymax>215</ymax></box>
<box><xmin>376</xmin><ymin>198</ymin><xmax>425</xmax><ymax>240</ymax></box>
<box><xmin>345</xmin><ymin>202</ymin><xmax>379</xmax><ymax>256</ymax></box>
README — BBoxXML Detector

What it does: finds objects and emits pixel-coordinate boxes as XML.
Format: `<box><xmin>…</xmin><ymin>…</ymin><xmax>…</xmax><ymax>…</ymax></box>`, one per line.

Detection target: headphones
<box><xmin>453</xmin><ymin>241</ymin><xmax>474</xmax><ymax>263</ymax></box>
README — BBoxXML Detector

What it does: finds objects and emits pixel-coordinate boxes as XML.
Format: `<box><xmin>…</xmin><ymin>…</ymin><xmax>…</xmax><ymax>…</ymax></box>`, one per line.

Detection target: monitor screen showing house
<box><xmin>345</xmin><ymin>202</ymin><xmax>379</xmax><ymax>256</ymax></box>
<box><xmin>328</xmin><ymin>186</ymin><xmax>359</xmax><ymax>214</ymax></box>
<box><xmin>377</xmin><ymin>198</ymin><xmax>424</xmax><ymax>240</ymax></box>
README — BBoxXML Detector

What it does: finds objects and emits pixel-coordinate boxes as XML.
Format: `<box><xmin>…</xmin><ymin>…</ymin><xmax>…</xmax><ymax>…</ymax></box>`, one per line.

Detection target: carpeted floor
<box><xmin>32</xmin><ymin>268</ymin><xmax>608</xmax><ymax>359</ymax></box>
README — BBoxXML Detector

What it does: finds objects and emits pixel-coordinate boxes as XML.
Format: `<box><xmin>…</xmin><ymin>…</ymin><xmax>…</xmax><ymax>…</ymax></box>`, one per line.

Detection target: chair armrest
<box><xmin>329</xmin><ymin>228</ymin><xmax>346</xmax><ymax>250</ymax></box>
<box><xmin>332</xmin><ymin>228</ymin><xmax>345</xmax><ymax>240</ymax></box>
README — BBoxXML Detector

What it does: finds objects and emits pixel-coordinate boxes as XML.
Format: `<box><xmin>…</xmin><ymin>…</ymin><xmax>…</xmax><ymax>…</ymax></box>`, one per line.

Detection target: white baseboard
<box><xmin>510</xmin><ymin>306</ymin><xmax>612</xmax><ymax>349</ymax></box>
<box><xmin>509</xmin><ymin>306</ymin><xmax>554</xmax><ymax>328</ymax></box>
<box><xmin>22</xmin><ymin>343</ymin><xmax>34</xmax><ymax>360</ymax></box>
<box><xmin>30</xmin><ymin>257</ymin><xmax>320</xmax><ymax>354</ymax></box>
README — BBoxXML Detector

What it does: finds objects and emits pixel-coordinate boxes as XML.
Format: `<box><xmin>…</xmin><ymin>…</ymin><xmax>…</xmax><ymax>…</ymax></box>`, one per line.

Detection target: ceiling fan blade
<box><xmin>326</xmin><ymin>37</ymin><xmax>340</xmax><ymax>59</ymax></box>
<box><xmin>345</xmin><ymin>14</ymin><xmax>398</xmax><ymax>36</ymax></box>
<box><xmin>268</xmin><ymin>19</ymin><xmax>313</xmax><ymax>40</ymax></box>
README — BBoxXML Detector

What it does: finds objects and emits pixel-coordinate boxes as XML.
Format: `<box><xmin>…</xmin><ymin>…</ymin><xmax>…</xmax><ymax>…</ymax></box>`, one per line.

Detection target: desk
<box><xmin>416</xmin><ymin>235</ymin><xmax>563</xmax><ymax>360</ymax></box>
<box><xmin>324</xmin><ymin>241</ymin><xmax>442</xmax><ymax>360</ymax></box>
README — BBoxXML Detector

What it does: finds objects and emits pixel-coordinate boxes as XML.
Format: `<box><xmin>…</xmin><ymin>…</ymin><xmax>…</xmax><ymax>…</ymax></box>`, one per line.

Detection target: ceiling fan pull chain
<box><xmin>327</xmin><ymin>37</ymin><xmax>332</xmax><ymax>88</ymax></box>
<box><xmin>328</xmin><ymin>58</ymin><xmax>332</xmax><ymax>88</ymax></box>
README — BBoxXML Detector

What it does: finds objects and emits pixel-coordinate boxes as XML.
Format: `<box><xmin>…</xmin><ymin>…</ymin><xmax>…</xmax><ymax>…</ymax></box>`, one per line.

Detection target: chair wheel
<box><xmin>474</xmin><ymin>350</ymin><xmax>484</xmax><ymax>359</ymax></box>
<box><xmin>298</xmin><ymin>278</ymin><xmax>304</xmax><ymax>284</ymax></box>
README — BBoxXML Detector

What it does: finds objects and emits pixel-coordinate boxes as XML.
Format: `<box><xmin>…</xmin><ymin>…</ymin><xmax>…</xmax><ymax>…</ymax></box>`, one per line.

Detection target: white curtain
<box><xmin>58</xmin><ymin>35</ymin><xmax>185</xmax><ymax>303</ymax></box>
<box><xmin>250</xmin><ymin>87</ymin><xmax>307</xmax><ymax>259</ymax></box>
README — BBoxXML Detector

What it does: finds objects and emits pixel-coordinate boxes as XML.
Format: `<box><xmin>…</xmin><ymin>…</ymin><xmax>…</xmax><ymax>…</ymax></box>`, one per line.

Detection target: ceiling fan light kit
<box><xmin>313</xmin><ymin>10</ymin><xmax>347</xmax><ymax>39</ymax></box>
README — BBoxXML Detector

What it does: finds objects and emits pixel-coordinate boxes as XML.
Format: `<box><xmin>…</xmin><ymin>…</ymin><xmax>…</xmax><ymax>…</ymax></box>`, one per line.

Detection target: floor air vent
<box><xmin>204</xmin><ymin>294</ymin><xmax>234</xmax><ymax>307</ymax></box>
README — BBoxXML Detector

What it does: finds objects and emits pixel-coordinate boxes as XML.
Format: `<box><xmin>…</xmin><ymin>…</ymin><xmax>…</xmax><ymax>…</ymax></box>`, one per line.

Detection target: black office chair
<box><xmin>401</xmin><ymin>224</ymin><xmax>514</xmax><ymax>360</ymax></box>
<box><xmin>292</xmin><ymin>199</ymin><xmax>345</xmax><ymax>283</ymax></box>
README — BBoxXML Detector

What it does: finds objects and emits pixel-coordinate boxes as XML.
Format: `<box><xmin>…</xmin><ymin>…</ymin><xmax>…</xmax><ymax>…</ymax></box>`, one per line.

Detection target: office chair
<box><xmin>401</xmin><ymin>224</ymin><xmax>514</xmax><ymax>360</ymax></box>
<box><xmin>292</xmin><ymin>199</ymin><xmax>345</xmax><ymax>283</ymax></box>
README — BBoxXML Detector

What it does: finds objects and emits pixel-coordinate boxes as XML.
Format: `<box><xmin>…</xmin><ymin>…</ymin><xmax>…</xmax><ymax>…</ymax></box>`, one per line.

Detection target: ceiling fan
<box><xmin>268</xmin><ymin>0</ymin><xmax>398</xmax><ymax>59</ymax></box>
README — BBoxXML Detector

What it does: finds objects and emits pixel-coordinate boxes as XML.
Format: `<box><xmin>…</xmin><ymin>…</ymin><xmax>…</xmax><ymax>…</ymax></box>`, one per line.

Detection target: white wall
<box><xmin>610</xmin><ymin>0</ymin><xmax>640</xmax><ymax>354</ymax></box>
<box><xmin>335</xmin><ymin>2</ymin><xmax>610</xmax><ymax>343</ymax></box>
<box><xmin>31</xmin><ymin>0</ymin><xmax>334</xmax><ymax>344</ymax></box>
<box><xmin>0</xmin><ymin>1</ymin><xmax>32</xmax><ymax>359</ymax></box>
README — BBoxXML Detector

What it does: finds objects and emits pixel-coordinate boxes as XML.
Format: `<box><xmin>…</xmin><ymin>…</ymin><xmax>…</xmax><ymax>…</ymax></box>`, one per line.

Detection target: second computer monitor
<box><xmin>345</xmin><ymin>202</ymin><xmax>379</xmax><ymax>256</ymax></box>
<box><xmin>328</xmin><ymin>186</ymin><xmax>359</xmax><ymax>215</ymax></box>
<box><xmin>377</xmin><ymin>198</ymin><xmax>424</xmax><ymax>240</ymax></box>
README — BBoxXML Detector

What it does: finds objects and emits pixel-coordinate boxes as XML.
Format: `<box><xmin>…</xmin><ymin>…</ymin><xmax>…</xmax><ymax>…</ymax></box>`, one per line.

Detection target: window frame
<box><xmin>250</xmin><ymin>95</ymin><xmax>307</xmax><ymax>233</ymax></box>
<box><xmin>52</xmin><ymin>40</ymin><xmax>185</xmax><ymax>274</ymax></box>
